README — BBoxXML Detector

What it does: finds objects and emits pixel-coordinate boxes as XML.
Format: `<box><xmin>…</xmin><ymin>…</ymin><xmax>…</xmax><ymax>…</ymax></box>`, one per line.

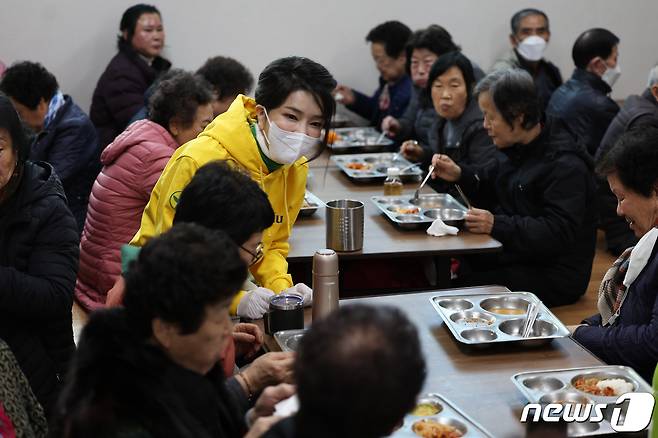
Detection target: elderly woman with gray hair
<box><xmin>431</xmin><ymin>68</ymin><xmax>597</xmax><ymax>306</ymax></box>
<box><xmin>572</xmin><ymin>127</ymin><xmax>658</xmax><ymax>383</ymax></box>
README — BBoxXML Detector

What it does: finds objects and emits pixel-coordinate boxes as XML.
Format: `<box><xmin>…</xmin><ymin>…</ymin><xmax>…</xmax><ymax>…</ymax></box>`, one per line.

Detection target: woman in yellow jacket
<box><xmin>130</xmin><ymin>57</ymin><xmax>336</xmax><ymax>318</ymax></box>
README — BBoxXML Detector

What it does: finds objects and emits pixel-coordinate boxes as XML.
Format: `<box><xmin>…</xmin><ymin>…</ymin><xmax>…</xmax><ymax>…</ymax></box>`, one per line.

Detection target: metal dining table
<box><xmin>290</xmin><ymin>160</ymin><xmax>502</xmax><ymax>288</ymax></box>
<box><xmin>263</xmin><ymin>285</ymin><xmax>605</xmax><ymax>438</ymax></box>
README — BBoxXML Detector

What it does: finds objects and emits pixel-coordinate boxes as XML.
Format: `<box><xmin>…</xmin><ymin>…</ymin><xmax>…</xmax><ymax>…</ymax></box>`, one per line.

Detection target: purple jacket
<box><xmin>90</xmin><ymin>40</ymin><xmax>170</xmax><ymax>149</ymax></box>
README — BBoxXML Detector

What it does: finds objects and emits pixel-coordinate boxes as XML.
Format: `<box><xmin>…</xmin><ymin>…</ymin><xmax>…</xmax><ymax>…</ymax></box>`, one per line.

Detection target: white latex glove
<box><xmin>237</xmin><ymin>287</ymin><xmax>275</xmax><ymax>319</ymax></box>
<box><xmin>283</xmin><ymin>283</ymin><xmax>313</xmax><ymax>307</ymax></box>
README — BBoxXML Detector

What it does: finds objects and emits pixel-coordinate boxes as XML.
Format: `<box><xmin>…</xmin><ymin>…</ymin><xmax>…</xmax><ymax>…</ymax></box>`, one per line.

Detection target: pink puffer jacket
<box><xmin>75</xmin><ymin>120</ymin><xmax>179</xmax><ymax>310</ymax></box>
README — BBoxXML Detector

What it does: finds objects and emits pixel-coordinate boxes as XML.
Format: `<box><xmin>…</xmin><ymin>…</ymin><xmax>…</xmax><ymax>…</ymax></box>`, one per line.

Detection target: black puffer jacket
<box><xmin>52</xmin><ymin>308</ymin><xmax>247</xmax><ymax>438</ymax></box>
<box><xmin>594</xmin><ymin>89</ymin><xmax>658</xmax><ymax>255</ymax></box>
<box><xmin>597</xmin><ymin>88</ymin><xmax>658</xmax><ymax>161</ymax></box>
<box><xmin>546</xmin><ymin>68</ymin><xmax>619</xmax><ymax>157</ymax></box>
<box><xmin>32</xmin><ymin>96</ymin><xmax>100</xmax><ymax>233</ymax></box>
<box><xmin>0</xmin><ymin>161</ymin><xmax>79</xmax><ymax>417</ymax></box>
<box><xmin>459</xmin><ymin>121</ymin><xmax>597</xmax><ymax>305</ymax></box>
<box><xmin>90</xmin><ymin>40</ymin><xmax>171</xmax><ymax>149</ymax></box>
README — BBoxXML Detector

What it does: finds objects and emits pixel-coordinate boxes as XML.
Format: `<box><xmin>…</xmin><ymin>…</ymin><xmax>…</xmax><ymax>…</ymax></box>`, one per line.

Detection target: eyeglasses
<box><xmin>240</xmin><ymin>242</ymin><xmax>264</xmax><ymax>266</ymax></box>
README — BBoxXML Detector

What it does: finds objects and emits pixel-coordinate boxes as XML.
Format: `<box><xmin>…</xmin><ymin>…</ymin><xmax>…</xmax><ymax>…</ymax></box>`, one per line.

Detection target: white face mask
<box><xmin>516</xmin><ymin>35</ymin><xmax>547</xmax><ymax>62</ymax></box>
<box><xmin>256</xmin><ymin>108</ymin><xmax>321</xmax><ymax>165</ymax></box>
<box><xmin>601</xmin><ymin>63</ymin><xmax>621</xmax><ymax>88</ymax></box>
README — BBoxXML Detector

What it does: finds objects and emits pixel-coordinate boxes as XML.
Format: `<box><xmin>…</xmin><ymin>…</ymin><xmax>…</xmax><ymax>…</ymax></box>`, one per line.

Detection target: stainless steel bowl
<box><xmin>460</xmin><ymin>328</ymin><xmax>498</xmax><ymax>342</ymax></box>
<box><xmin>437</xmin><ymin>298</ymin><xmax>473</xmax><ymax>311</ymax></box>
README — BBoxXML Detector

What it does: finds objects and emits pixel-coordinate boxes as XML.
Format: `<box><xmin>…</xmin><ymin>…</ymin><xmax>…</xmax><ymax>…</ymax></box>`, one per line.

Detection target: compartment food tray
<box><xmin>371</xmin><ymin>194</ymin><xmax>467</xmax><ymax>229</ymax></box>
<box><xmin>332</xmin><ymin>152</ymin><xmax>422</xmax><ymax>182</ymax></box>
<box><xmin>392</xmin><ymin>393</ymin><xmax>492</xmax><ymax>437</ymax></box>
<box><xmin>429</xmin><ymin>291</ymin><xmax>570</xmax><ymax>346</ymax></box>
<box><xmin>512</xmin><ymin>365</ymin><xmax>652</xmax><ymax>437</ymax></box>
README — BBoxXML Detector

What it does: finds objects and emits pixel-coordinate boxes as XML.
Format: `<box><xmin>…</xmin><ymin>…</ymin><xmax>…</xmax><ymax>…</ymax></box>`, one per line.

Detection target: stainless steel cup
<box><xmin>325</xmin><ymin>199</ymin><xmax>364</xmax><ymax>252</ymax></box>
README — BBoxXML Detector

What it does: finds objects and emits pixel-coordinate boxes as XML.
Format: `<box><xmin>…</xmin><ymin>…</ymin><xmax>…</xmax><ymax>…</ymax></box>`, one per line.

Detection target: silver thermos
<box><xmin>312</xmin><ymin>249</ymin><xmax>339</xmax><ymax>321</ymax></box>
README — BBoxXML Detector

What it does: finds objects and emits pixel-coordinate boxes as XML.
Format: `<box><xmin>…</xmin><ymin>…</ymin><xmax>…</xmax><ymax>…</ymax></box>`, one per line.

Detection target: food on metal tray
<box><xmin>411</xmin><ymin>403</ymin><xmax>441</xmax><ymax>416</ymax></box>
<box><xmin>327</xmin><ymin>130</ymin><xmax>340</xmax><ymax>144</ymax></box>
<box><xmin>345</xmin><ymin>162</ymin><xmax>373</xmax><ymax>170</ymax></box>
<box><xmin>463</xmin><ymin>317</ymin><xmax>494</xmax><ymax>326</ymax></box>
<box><xmin>302</xmin><ymin>197</ymin><xmax>316</xmax><ymax>209</ymax></box>
<box><xmin>574</xmin><ymin>377</ymin><xmax>633</xmax><ymax>396</ymax></box>
<box><xmin>395</xmin><ymin>206</ymin><xmax>420</xmax><ymax>214</ymax></box>
<box><xmin>412</xmin><ymin>419</ymin><xmax>463</xmax><ymax>438</ymax></box>
<box><xmin>487</xmin><ymin>307</ymin><xmax>526</xmax><ymax>315</ymax></box>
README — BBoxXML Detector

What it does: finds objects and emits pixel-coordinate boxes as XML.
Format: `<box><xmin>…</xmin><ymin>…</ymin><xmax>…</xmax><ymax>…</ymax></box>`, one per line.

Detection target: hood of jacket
<box><xmin>101</xmin><ymin>119</ymin><xmax>178</xmax><ymax>166</ymax></box>
<box><xmin>7</xmin><ymin>161</ymin><xmax>67</xmax><ymax>212</ymax></box>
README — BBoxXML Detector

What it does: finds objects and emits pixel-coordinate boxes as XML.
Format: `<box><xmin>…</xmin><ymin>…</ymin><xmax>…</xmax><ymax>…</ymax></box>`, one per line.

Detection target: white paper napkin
<box><xmin>426</xmin><ymin>218</ymin><xmax>459</xmax><ymax>237</ymax></box>
<box><xmin>274</xmin><ymin>394</ymin><xmax>299</xmax><ymax>417</ymax></box>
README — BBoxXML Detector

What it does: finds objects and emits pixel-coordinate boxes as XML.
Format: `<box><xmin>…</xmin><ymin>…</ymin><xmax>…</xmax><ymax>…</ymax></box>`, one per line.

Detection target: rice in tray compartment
<box><xmin>596</xmin><ymin>378</ymin><xmax>634</xmax><ymax>396</ymax></box>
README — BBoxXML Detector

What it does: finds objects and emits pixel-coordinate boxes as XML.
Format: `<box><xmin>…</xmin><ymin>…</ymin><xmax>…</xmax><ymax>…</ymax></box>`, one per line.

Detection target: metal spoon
<box><xmin>414</xmin><ymin>165</ymin><xmax>434</xmax><ymax>200</ymax></box>
<box><xmin>399</xmin><ymin>162</ymin><xmax>420</xmax><ymax>173</ymax></box>
<box><xmin>521</xmin><ymin>303</ymin><xmax>539</xmax><ymax>338</ymax></box>
<box><xmin>375</xmin><ymin>131</ymin><xmax>387</xmax><ymax>145</ymax></box>
<box><xmin>454</xmin><ymin>183</ymin><xmax>472</xmax><ymax>210</ymax></box>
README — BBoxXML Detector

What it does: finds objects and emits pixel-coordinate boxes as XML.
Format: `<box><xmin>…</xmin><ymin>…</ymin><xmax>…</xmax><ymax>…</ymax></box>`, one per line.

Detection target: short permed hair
<box><xmin>406</xmin><ymin>24</ymin><xmax>460</xmax><ymax>60</ymax></box>
<box><xmin>255</xmin><ymin>57</ymin><xmax>336</xmax><ymax>156</ymax></box>
<box><xmin>475</xmin><ymin>68</ymin><xmax>541</xmax><ymax>130</ymax></box>
<box><xmin>173</xmin><ymin>161</ymin><xmax>274</xmax><ymax>246</ymax></box>
<box><xmin>196</xmin><ymin>56</ymin><xmax>254</xmax><ymax>100</ymax></box>
<box><xmin>0</xmin><ymin>61</ymin><xmax>58</xmax><ymax>109</ymax></box>
<box><xmin>572</xmin><ymin>28</ymin><xmax>619</xmax><ymax>69</ymax></box>
<box><xmin>596</xmin><ymin>126</ymin><xmax>658</xmax><ymax>198</ymax></box>
<box><xmin>510</xmin><ymin>8</ymin><xmax>549</xmax><ymax>35</ymax></box>
<box><xmin>148</xmin><ymin>70</ymin><xmax>213</xmax><ymax>131</ymax></box>
<box><xmin>366</xmin><ymin>20</ymin><xmax>412</xmax><ymax>58</ymax></box>
<box><xmin>123</xmin><ymin>223</ymin><xmax>247</xmax><ymax>337</ymax></box>
<box><xmin>295</xmin><ymin>305</ymin><xmax>426</xmax><ymax>438</ymax></box>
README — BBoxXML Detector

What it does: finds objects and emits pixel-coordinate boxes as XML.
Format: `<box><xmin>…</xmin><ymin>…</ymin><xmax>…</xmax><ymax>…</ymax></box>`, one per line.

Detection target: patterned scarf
<box><xmin>598</xmin><ymin>227</ymin><xmax>658</xmax><ymax>326</ymax></box>
<box><xmin>597</xmin><ymin>247</ymin><xmax>632</xmax><ymax>326</ymax></box>
<box><xmin>43</xmin><ymin>90</ymin><xmax>65</xmax><ymax>129</ymax></box>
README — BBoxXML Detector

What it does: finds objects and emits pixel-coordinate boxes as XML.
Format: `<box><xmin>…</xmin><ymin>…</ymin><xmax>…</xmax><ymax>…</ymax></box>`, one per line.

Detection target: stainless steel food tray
<box><xmin>299</xmin><ymin>191</ymin><xmax>323</xmax><ymax>217</ymax></box>
<box><xmin>391</xmin><ymin>393</ymin><xmax>492</xmax><ymax>437</ymax></box>
<box><xmin>330</xmin><ymin>127</ymin><xmax>394</xmax><ymax>153</ymax></box>
<box><xmin>429</xmin><ymin>291</ymin><xmax>570</xmax><ymax>346</ymax></box>
<box><xmin>332</xmin><ymin>152</ymin><xmax>422</xmax><ymax>182</ymax></box>
<box><xmin>273</xmin><ymin>329</ymin><xmax>306</xmax><ymax>352</ymax></box>
<box><xmin>371</xmin><ymin>194</ymin><xmax>467</xmax><ymax>230</ymax></box>
<box><xmin>512</xmin><ymin>366</ymin><xmax>652</xmax><ymax>437</ymax></box>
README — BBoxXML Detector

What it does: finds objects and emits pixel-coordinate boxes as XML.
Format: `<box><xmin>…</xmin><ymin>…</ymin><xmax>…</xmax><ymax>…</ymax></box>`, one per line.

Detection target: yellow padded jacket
<box><xmin>130</xmin><ymin>95</ymin><xmax>308</xmax><ymax>313</ymax></box>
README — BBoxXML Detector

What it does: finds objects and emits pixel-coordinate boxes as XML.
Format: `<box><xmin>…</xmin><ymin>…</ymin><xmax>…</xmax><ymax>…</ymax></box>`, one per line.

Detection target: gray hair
<box><xmin>474</xmin><ymin>68</ymin><xmax>541</xmax><ymax>130</ymax></box>
<box><xmin>510</xmin><ymin>8</ymin><xmax>549</xmax><ymax>35</ymax></box>
<box><xmin>648</xmin><ymin>64</ymin><xmax>658</xmax><ymax>87</ymax></box>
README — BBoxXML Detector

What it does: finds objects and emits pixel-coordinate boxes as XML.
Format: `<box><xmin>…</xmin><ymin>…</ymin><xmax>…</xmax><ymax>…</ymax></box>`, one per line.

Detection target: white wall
<box><xmin>1</xmin><ymin>0</ymin><xmax>656</xmax><ymax>113</ymax></box>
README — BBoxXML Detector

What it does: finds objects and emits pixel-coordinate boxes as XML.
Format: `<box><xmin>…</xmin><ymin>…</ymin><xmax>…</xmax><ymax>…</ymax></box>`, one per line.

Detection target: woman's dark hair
<box><xmin>572</xmin><ymin>28</ymin><xmax>619</xmax><ymax>69</ymax></box>
<box><xmin>148</xmin><ymin>70</ymin><xmax>212</xmax><ymax>133</ymax></box>
<box><xmin>474</xmin><ymin>68</ymin><xmax>541</xmax><ymax>130</ymax></box>
<box><xmin>255</xmin><ymin>56</ymin><xmax>336</xmax><ymax>157</ymax></box>
<box><xmin>426</xmin><ymin>51</ymin><xmax>476</xmax><ymax>101</ymax></box>
<box><xmin>0</xmin><ymin>94</ymin><xmax>29</xmax><ymax>164</ymax></box>
<box><xmin>0</xmin><ymin>61</ymin><xmax>58</xmax><ymax>109</ymax></box>
<box><xmin>596</xmin><ymin>126</ymin><xmax>658</xmax><ymax>197</ymax></box>
<box><xmin>366</xmin><ymin>21</ymin><xmax>412</xmax><ymax>58</ymax></box>
<box><xmin>173</xmin><ymin>161</ymin><xmax>275</xmax><ymax>245</ymax></box>
<box><xmin>406</xmin><ymin>24</ymin><xmax>460</xmax><ymax>72</ymax></box>
<box><xmin>118</xmin><ymin>3</ymin><xmax>161</xmax><ymax>49</ymax></box>
<box><xmin>296</xmin><ymin>305</ymin><xmax>426</xmax><ymax>438</ymax></box>
<box><xmin>197</xmin><ymin>56</ymin><xmax>254</xmax><ymax>100</ymax></box>
<box><xmin>123</xmin><ymin>223</ymin><xmax>247</xmax><ymax>337</ymax></box>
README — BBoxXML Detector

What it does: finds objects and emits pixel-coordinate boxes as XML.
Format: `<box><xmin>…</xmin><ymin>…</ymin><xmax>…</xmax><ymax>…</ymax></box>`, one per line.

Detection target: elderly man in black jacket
<box><xmin>1</xmin><ymin>61</ymin><xmax>100</xmax><ymax>233</ymax></box>
<box><xmin>595</xmin><ymin>64</ymin><xmax>658</xmax><ymax>255</ymax></box>
<box><xmin>431</xmin><ymin>69</ymin><xmax>597</xmax><ymax>307</ymax></box>
<box><xmin>546</xmin><ymin>28</ymin><xmax>621</xmax><ymax>158</ymax></box>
